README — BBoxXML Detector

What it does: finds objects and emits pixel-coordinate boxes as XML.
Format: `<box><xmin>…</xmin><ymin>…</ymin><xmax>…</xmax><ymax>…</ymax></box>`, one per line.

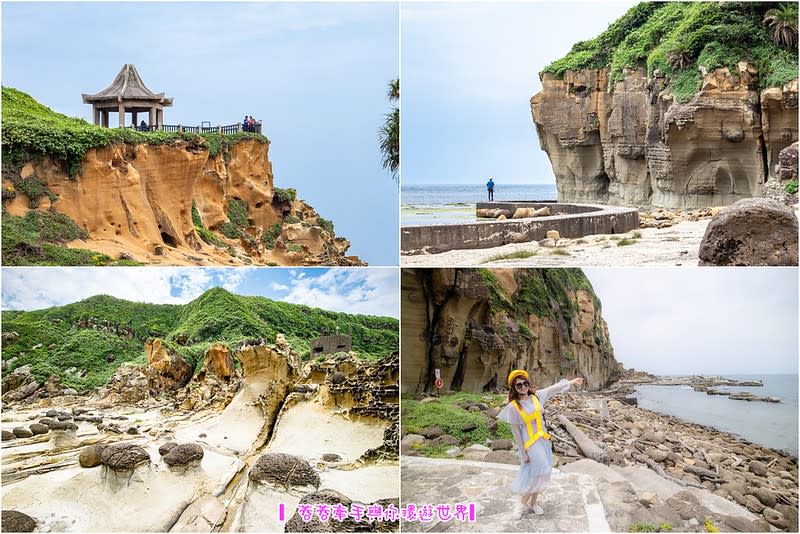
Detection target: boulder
<box><xmin>321</xmin><ymin>453</ymin><xmax>342</xmax><ymax>462</ymax></box>
<box><xmin>11</xmin><ymin>427</ymin><xmax>33</xmax><ymax>439</ymax></box>
<box><xmin>748</xmin><ymin>460</ymin><xmax>768</xmax><ymax>477</ymax></box>
<box><xmin>400</xmin><ymin>434</ymin><xmax>424</xmax><ymax>447</ymax></box>
<box><xmin>79</xmin><ymin>445</ymin><xmax>105</xmax><ymax>468</ymax></box>
<box><xmin>1</xmin><ymin>510</ymin><xmax>36</xmax><ymax>532</ymax></box>
<box><xmin>284</xmin><ymin>489</ymin><xmax>395</xmax><ymax>532</ymax></box>
<box><xmin>751</xmin><ymin>487</ymin><xmax>777</xmax><ymax>508</ymax></box>
<box><xmin>418</xmin><ymin>425</ymin><xmax>444</xmax><ymax>439</ymax></box>
<box><xmin>763</xmin><ymin>507</ymin><xmax>788</xmax><ymax>530</ymax></box>
<box><xmin>483</xmin><ymin>450</ymin><xmax>519</xmax><ymax>465</ymax></box>
<box><xmin>158</xmin><ymin>441</ymin><xmax>179</xmax><ymax>456</ymax></box>
<box><xmin>490</xmin><ymin>439</ymin><xmax>513</xmax><ymax>451</ymax></box>
<box><xmin>432</xmin><ymin>435</ymin><xmax>460</xmax><ymax>447</ymax></box>
<box><xmin>100</xmin><ymin>443</ymin><xmax>151</xmax><ymax>472</ymax></box>
<box><xmin>699</xmin><ymin>198</ymin><xmax>798</xmax><ymax>266</ymax></box>
<box><xmin>163</xmin><ymin>443</ymin><xmax>204</xmax><ymax>468</ymax></box>
<box><xmin>1</xmin><ymin>431</ymin><xmax>15</xmax><ymax>441</ymax></box>
<box><xmin>249</xmin><ymin>453</ymin><xmax>319</xmax><ymax>489</ymax></box>
<box><xmin>28</xmin><ymin>423</ymin><xmax>48</xmax><ymax>435</ymax></box>
<box><xmin>1</xmin><ymin>364</ymin><xmax>34</xmax><ymax>394</ymax></box>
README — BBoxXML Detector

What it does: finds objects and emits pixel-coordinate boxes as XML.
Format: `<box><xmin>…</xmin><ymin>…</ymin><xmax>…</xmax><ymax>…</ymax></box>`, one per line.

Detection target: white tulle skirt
<box><xmin>510</xmin><ymin>438</ymin><xmax>553</xmax><ymax>494</ymax></box>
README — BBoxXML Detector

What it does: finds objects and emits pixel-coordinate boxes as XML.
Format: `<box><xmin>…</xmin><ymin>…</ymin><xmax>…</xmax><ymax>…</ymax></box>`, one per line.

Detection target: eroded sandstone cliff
<box><xmin>531</xmin><ymin>66</ymin><xmax>798</xmax><ymax>209</ymax></box>
<box><xmin>2</xmin><ymin>138</ymin><xmax>362</xmax><ymax>266</ymax></box>
<box><xmin>401</xmin><ymin>268</ymin><xmax>620</xmax><ymax>394</ymax></box>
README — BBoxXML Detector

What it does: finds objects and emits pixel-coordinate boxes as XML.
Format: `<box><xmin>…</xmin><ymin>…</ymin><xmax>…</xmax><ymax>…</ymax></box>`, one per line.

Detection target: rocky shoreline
<box><xmin>402</xmin><ymin>388</ymin><xmax>797</xmax><ymax>531</ymax></box>
<box><xmin>1</xmin><ymin>343</ymin><xmax>400</xmax><ymax>533</ymax></box>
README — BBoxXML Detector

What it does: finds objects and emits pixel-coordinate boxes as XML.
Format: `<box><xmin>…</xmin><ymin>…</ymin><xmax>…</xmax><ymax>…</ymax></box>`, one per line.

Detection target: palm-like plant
<box><xmin>379</xmin><ymin>79</ymin><xmax>399</xmax><ymax>182</ymax></box>
<box><xmin>763</xmin><ymin>3</ymin><xmax>799</xmax><ymax>49</ymax></box>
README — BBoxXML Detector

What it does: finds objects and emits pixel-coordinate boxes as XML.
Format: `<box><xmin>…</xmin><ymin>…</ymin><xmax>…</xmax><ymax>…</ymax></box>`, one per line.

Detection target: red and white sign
<box><xmin>434</xmin><ymin>378</ymin><xmax>444</xmax><ymax>389</ymax></box>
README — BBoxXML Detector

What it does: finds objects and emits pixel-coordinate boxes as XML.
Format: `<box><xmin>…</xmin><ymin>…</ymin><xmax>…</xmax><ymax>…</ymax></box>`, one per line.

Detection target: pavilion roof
<box><xmin>82</xmin><ymin>64</ymin><xmax>173</xmax><ymax>105</ymax></box>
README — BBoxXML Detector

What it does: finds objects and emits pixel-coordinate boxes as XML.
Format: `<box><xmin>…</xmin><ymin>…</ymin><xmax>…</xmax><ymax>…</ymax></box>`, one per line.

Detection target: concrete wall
<box><xmin>310</xmin><ymin>335</ymin><xmax>352</xmax><ymax>355</ymax></box>
<box><xmin>401</xmin><ymin>203</ymin><xmax>639</xmax><ymax>254</ymax></box>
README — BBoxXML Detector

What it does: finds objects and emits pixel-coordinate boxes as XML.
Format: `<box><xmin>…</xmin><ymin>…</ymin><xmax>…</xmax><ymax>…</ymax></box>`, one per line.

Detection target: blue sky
<box><xmin>1</xmin><ymin>2</ymin><xmax>399</xmax><ymax>265</ymax></box>
<box><xmin>402</xmin><ymin>1</ymin><xmax>637</xmax><ymax>186</ymax></box>
<box><xmin>1</xmin><ymin>267</ymin><xmax>400</xmax><ymax>318</ymax></box>
<box><xmin>585</xmin><ymin>268</ymin><xmax>799</xmax><ymax>375</ymax></box>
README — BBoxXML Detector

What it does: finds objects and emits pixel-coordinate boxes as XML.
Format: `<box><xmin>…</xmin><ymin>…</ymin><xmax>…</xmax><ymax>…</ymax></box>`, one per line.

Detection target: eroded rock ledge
<box><xmin>2</xmin><ymin>138</ymin><xmax>363</xmax><ymax>266</ymax></box>
<box><xmin>531</xmin><ymin>66</ymin><xmax>798</xmax><ymax>209</ymax></box>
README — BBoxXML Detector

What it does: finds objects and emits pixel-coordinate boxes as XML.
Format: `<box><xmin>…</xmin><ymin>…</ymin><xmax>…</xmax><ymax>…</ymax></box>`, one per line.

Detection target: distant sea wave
<box><xmin>401</xmin><ymin>183</ymin><xmax>557</xmax><ymax>226</ymax></box>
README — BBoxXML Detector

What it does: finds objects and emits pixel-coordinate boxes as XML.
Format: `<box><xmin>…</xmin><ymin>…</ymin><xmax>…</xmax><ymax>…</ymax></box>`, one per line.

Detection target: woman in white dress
<box><xmin>497</xmin><ymin>369</ymin><xmax>583</xmax><ymax>517</ymax></box>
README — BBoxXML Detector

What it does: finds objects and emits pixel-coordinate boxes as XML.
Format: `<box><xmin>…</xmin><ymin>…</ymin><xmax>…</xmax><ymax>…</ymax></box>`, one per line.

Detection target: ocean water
<box><xmin>633</xmin><ymin>374</ymin><xmax>798</xmax><ymax>456</ymax></box>
<box><xmin>401</xmin><ymin>183</ymin><xmax>557</xmax><ymax>226</ymax></box>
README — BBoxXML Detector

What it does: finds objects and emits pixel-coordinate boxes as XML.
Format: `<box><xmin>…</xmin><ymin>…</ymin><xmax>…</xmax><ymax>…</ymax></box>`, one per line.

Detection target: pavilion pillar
<box><xmin>101</xmin><ymin>110</ymin><xmax>109</xmax><ymax>128</ymax></box>
<box><xmin>118</xmin><ymin>103</ymin><xmax>125</xmax><ymax>128</ymax></box>
<box><xmin>150</xmin><ymin>107</ymin><xmax>156</xmax><ymax>130</ymax></box>
<box><xmin>93</xmin><ymin>106</ymin><xmax>100</xmax><ymax>126</ymax></box>
<box><xmin>157</xmin><ymin>109</ymin><xmax>163</xmax><ymax>128</ymax></box>
<box><xmin>132</xmin><ymin>112</ymin><xmax>138</xmax><ymax>128</ymax></box>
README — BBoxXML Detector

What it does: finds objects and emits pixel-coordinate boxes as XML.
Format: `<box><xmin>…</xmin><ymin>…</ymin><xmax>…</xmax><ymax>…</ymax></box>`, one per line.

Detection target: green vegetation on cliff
<box><xmin>543</xmin><ymin>2</ymin><xmax>798</xmax><ymax>101</ymax></box>
<box><xmin>1</xmin><ymin>87</ymin><xmax>269</xmax><ymax>178</ymax></box>
<box><xmin>2</xmin><ymin>287</ymin><xmax>398</xmax><ymax>392</ymax></box>
<box><xmin>1</xmin><ymin>208</ymin><xmax>139</xmax><ymax>266</ymax></box>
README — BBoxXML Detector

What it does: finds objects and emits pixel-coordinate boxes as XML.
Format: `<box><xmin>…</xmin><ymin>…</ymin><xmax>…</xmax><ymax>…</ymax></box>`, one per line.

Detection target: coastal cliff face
<box><xmin>531</xmin><ymin>66</ymin><xmax>799</xmax><ymax>209</ymax></box>
<box><xmin>2</xmin><ymin>138</ymin><xmax>361</xmax><ymax>266</ymax></box>
<box><xmin>401</xmin><ymin>268</ymin><xmax>620</xmax><ymax>394</ymax></box>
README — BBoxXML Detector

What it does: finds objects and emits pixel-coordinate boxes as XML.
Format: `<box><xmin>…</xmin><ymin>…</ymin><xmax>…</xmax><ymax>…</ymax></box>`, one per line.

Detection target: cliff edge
<box><xmin>1</xmin><ymin>88</ymin><xmax>363</xmax><ymax>266</ymax></box>
<box><xmin>531</xmin><ymin>2</ymin><xmax>799</xmax><ymax>209</ymax></box>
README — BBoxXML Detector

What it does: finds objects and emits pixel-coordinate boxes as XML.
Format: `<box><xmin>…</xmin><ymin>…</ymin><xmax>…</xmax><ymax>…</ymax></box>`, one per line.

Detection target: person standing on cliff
<box><xmin>497</xmin><ymin>369</ymin><xmax>584</xmax><ymax>518</ymax></box>
<box><xmin>487</xmin><ymin>177</ymin><xmax>495</xmax><ymax>201</ymax></box>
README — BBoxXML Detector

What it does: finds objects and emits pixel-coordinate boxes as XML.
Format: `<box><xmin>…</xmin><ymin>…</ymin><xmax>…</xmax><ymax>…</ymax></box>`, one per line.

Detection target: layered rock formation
<box><xmin>2</xmin><ymin>138</ymin><xmax>362</xmax><ymax>265</ymax></box>
<box><xmin>401</xmin><ymin>268</ymin><xmax>620</xmax><ymax>394</ymax></box>
<box><xmin>532</xmin><ymin>66</ymin><xmax>798</xmax><ymax>209</ymax></box>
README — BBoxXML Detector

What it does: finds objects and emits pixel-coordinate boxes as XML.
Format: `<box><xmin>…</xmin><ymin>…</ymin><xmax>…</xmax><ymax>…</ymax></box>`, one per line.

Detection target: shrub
<box><xmin>785</xmin><ymin>179</ymin><xmax>798</xmax><ymax>194</ymax></box>
<box><xmin>542</xmin><ymin>3</ymin><xmax>798</xmax><ymax>92</ymax></box>
<box><xmin>273</xmin><ymin>187</ymin><xmax>297</xmax><ymax>203</ymax></box>
<box><xmin>317</xmin><ymin>217</ymin><xmax>334</xmax><ymax>234</ymax></box>
<box><xmin>219</xmin><ymin>222</ymin><xmax>242</xmax><ymax>239</ymax></box>
<box><xmin>262</xmin><ymin>222</ymin><xmax>282</xmax><ymax>249</ymax></box>
<box><xmin>227</xmin><ymin>198</ymin><xmax>249</xmax><ymax>228</ymax></box>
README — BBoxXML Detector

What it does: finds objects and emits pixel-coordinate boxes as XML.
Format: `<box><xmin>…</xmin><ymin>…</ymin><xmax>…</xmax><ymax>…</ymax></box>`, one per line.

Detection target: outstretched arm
<box><xmin>537</xmin><ymin>377</ymin><xmax>584</xmax><ymax>405</ymax></box>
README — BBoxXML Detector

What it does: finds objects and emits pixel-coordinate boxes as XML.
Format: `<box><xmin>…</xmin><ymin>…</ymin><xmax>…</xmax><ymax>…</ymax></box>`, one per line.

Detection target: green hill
<box><xmin>543</xmin><ymin>2</ymin><xmax>798</xmax><ymax>102</ymax></box>
<box><xmin>1</xmin><ymin>288</ymin><xmax>398</xmax><ymax>392</ymax></box>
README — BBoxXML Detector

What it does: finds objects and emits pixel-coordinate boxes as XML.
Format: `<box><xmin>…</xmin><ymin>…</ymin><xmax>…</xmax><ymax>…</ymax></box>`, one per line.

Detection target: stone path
<box><xmin>401</xmin><ymin>456</ymin><xmax>610</xmax><ymax>532</ymax></box>
<box><xmin>401</xmin><ymin>455</ymin><xmax>769</xmax><ymax>533</ymax></box>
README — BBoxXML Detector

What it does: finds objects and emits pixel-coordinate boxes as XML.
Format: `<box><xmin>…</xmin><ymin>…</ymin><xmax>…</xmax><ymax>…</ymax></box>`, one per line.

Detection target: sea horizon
<box><xmin>402</xmin><ymin>183</ymin><xmax>558</xmax><ymax>226</ymax></box>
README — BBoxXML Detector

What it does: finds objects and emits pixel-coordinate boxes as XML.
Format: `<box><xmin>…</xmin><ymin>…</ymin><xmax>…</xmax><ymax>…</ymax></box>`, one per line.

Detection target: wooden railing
<box><xmin>126</xmin><ymin>121</ymin><xmax>263</xmax><ymax>135</ymax></box>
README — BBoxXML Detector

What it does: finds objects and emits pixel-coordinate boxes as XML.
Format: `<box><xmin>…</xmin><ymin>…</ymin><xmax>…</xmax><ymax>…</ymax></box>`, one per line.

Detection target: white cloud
<box><xmin>0</xmin><ymin>267</ymin><xmax>248</xmax><ymax>310</ymax></box>
<box><xmin>271</xmin><ymin>282</ymin><xmax>290</xmax><ymax>292</ymax></box>
<box><xmin>282</xmin><ymin>268</ymin><xmax>399</xmax><ymax>318</ymax></box>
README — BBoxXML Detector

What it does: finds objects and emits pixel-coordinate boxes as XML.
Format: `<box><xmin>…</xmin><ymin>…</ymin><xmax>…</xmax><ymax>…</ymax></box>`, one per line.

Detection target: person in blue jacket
<box><xmin>486</xmin><ymin>177</ymin><xmax>495</xmax><ymax>201</ymax></box>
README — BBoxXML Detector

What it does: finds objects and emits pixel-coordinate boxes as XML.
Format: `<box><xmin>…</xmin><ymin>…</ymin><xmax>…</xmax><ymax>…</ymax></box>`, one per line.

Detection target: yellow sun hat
<box><xmin>507</xmin><ymin>369</ymin><xmax>529</xmax><ymax>387</ymax></box>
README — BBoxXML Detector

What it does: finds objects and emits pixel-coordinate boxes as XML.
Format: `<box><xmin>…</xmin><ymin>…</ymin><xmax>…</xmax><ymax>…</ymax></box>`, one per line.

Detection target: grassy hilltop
<box><xmin>2</xmin><ymin>287</ymin><xmax>399</xmax><ymax>393</ymax></box>
<box><xmin>543</xmin><ymin>2</ymin><xmax>798</xmax><ymax>102</ymax></box>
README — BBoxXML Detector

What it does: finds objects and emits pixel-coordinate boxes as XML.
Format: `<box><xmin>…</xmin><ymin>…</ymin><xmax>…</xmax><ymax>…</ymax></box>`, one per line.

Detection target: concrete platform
<box><xmin>401</xmin><ymin>202</ymin><xmax>639</xmax><ymax>254</ymax></box>
<box><xmin>401</xmin><ymin>455</ymin><xmax>610</xmax><ymax>532</ymax></box>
